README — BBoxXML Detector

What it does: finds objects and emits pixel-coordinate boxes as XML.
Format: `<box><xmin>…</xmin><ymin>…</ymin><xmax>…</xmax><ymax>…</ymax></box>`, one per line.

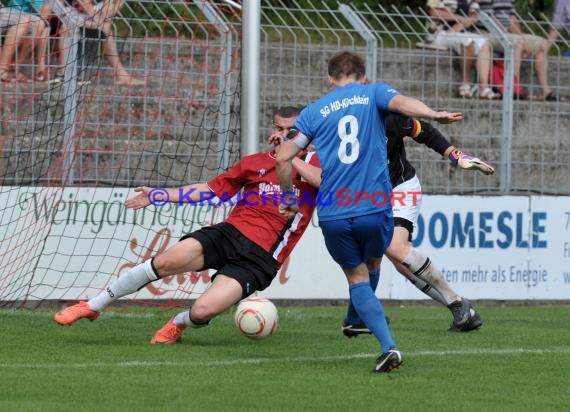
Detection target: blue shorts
<box><xmin>319</xmin><ymin>211</ymin><xmax>394</xmax><ymax>269</ymax></box>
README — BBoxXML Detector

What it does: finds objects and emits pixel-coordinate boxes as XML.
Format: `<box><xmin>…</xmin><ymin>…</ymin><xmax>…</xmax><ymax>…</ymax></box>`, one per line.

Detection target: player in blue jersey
<box><xmin>275</xmin><ymin>51</ymin><xmax>463</xmax><ymax>373</ymax></box>
<box><xmin>293</xmin><ymin>114</ymin><xmax>492</xmax><ymax>336</ymax></box>
<box><xmin>342</xmin><ymin>114</ymin><xmax>491</xmax><ymax>336</ymax></box>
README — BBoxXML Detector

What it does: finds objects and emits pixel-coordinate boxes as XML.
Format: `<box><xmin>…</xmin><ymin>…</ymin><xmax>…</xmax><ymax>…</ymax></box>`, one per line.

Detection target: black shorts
<box><xmin>394</xmin><ymin>217</ymin><xmax>414</xmax><ymax>242</ymax></box>
<box><xmin>180</xmin><ymin>222</ymin><xmax>277</xmax><ymax>299</ymax></box>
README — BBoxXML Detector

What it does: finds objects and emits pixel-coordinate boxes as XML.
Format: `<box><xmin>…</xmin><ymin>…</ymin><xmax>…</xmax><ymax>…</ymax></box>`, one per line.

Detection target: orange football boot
<box><xmin>151</xmin><ymin>319</ymin><xmax>186</xmax><ymax>344</ymax></box>
<box><xmin>54</xmin><ymin>301</ymin><xmax>100</xmax><ymax>326</ymax></box>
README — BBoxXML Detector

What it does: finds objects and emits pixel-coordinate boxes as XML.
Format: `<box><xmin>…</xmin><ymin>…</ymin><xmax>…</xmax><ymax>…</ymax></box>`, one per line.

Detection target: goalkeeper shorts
<box><xmin>181</xmin><ymin>222</ymin><xmax>277</xmax><ymax>298</ymax></box>
<box><xmin>392</xmin><ymin>174</ymin><xmax>422</xmax><ymax>226</ymax></box>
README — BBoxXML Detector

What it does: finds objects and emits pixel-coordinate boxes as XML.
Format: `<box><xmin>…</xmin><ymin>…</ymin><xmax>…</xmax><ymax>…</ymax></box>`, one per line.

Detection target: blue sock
<box><xmin>349</xmin><ymin>281</ymin><xmax>396</xmax><ymax>352</ymax></box>
<box><xmin>345</xmin><ymin>270</ymin><xmax>380</xmax><ymax>325</ymax></box>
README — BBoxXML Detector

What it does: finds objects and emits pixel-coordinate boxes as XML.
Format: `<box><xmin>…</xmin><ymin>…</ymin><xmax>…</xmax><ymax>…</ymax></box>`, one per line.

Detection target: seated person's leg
<box><xmin>0</xmin><ymin>16</ymin><xmax>32</xmax><ymax>81</ymax></box>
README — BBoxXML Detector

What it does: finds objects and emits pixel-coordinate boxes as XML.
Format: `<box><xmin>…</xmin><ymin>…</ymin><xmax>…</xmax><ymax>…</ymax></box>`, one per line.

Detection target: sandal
<box><xmin>458</xmin><ymin>83</ymin><xmax>474</xmax><ymax>98</ymax></box>
<box><xmin>0</xmin><ymin>70</ymin><xmax>15</xmax><ymax>83</ymax></box>
<box><xmin>34</xmin><ymin>71</ymin><xmax>48</xmax><ymax>83</ymax></box>
<box><xmin>50</xmin><ymin>70</ymin><xmax>65</xmax><ymax>84</ymax></box>
<box><xmin>479</xmin><ymin>87</ymin><xmax>501</xmax><ymax>100</ymax></box>
<box><xmin>543</xmin><ymin>92</ymin><xmax>568</xmax><ymax>102</ymax></box>
<box><xmin>13</xmin><ymin>72</ymin><xmax>31</xmax><ymax>83</ymax></box>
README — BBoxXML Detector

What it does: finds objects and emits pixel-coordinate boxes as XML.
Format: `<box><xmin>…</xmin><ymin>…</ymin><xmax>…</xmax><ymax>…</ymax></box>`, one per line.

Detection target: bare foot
<box><xmin>115</xmin><ymin>75</ymin><xmax>146</xmax><ymax>87</ymax></box>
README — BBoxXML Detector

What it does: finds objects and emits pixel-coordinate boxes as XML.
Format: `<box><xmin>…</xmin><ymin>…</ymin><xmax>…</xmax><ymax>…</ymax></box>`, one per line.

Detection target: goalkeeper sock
<box><xmin>350</xmin><ymin>281</ymin><xmax>395</xmax><ymax>352</ymax></box>
<box><xmin>345</xmin><ymin>270</ymin><xmax>380</xmax><ymax>325</ymax></box>
<box><xmin>402</xmin><ymin>249</ymin><xmax>459</xmax><ymax>306</ymax></box>
<box><xmin>173</xmin><ymin>310</ymin><xmax>210</xmax><ymax>328</ymax></box>
<box><xmin>88</xmin><ymin>259</ymin><xmax>160</xmax><ymax>312</ymax></box>
<box><xmin>405</xmin><ymin>272</ymin><xmax>448</xmax><ymax>307</ymax></box>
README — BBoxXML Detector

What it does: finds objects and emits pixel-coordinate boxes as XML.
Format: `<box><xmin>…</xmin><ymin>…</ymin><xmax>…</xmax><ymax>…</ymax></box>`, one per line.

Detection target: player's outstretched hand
<box><xmin>124</xmin><ymin>186</ymin><xmax>153</xmax><ymax>209</ymax></box>
<box><xmin>433</xmin><ymin>111</ymin><xmax>463</xmax><ymax>124</ymax></box>
<box><xmin>449</xmin><ymin>150</ymin><xmax>495</xmax><ymax>175</ymax></box>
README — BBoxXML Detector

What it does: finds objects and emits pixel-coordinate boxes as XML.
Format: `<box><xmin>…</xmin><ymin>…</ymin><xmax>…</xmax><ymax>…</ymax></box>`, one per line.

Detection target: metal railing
<box><xmin>0</xmin><ymin>1</ymin><xmax>568</xmax><ymax>195</ymax></box>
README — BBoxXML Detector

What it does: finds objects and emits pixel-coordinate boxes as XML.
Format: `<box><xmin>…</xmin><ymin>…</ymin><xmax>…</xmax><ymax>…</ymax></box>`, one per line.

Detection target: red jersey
<box><xmin>207</xmin><ymin>150</ymin><xmax>319</xmax><ymax>268</ymax></box>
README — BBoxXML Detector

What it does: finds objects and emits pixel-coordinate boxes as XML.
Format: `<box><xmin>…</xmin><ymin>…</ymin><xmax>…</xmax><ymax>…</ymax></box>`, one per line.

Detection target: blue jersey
<box><xmin>293</xmin><ymin>82</ymin><xmax>398</xmax><ymax>221</ymax></box>
<box><xmin>8</xmin><ymin>0</ymin><xmax>44</xmax><ymax>13</ymax></box>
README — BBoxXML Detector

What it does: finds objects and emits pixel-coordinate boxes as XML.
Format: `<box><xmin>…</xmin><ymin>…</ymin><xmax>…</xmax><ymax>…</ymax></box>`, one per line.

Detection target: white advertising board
<box><xmin>382</xmin><ymin>195</ymin><xmax>570</xmax><ymax>300</ymax></box>
<box><xmin>2</xmin><ymin>188</ymin><xmax>569</xmax><ymax>301</ymax></box>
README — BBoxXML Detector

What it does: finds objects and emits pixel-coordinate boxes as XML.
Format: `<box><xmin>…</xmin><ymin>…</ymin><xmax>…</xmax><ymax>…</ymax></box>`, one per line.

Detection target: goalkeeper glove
<box><xmin>448</xmin><ymin>149</ymin><xmax>495</xmax><ymax>175</ymax></box>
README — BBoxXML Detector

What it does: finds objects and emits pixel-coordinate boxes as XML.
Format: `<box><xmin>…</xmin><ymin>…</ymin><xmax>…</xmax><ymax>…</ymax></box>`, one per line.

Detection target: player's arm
<box><xmin>388</xmin><ymin>114</ymin><xmax>494</xmax><ymax>175</ymax></box>
<box><xmin>292</xmin><ymin>156</ymin><xmax>322</xmax><ymax>188</ymax></box>
<box><xmin>124</xmin><ymin>183</ymin><xmax>212</xmax><ymax>209</ymax></box>
<box><xmin>417</xmin><ymin>120</ymin><xmax>495</xmax><ymax>175</ymax></box>
<box><xmin>388</xmin><ymin>113</ymin><xmax>452</xmax><ymax>156</ymax></box>
<box><xmin>388</xmin><ymin>94</ymin><xmax>463</xmax><ymax>124</ymax></box>
<box><xmin>401</xmin><ymin>116</ymin><xmax>453</xmax><ymax>155</ymax></box>
<box><xmin>276</xmin><ymin>140</ymin><xmax>302</xmax><ymax>192</ymax></box>
<box><xmin>276</xmin><ymin>130</ymin><xmax>308</xmax><ymax>218</ymax></box>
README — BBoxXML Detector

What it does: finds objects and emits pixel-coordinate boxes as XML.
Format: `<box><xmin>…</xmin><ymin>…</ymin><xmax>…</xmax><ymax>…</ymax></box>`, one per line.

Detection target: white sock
<box><xmin>402</xmin><ymin>249</ymin><xmax>460</xmax><ymax>306</ymax></box>
<box><xmin>406</xmin><ymin>273</ymin><xmax>448</xmax><ymax>306</ymax></box>
<box><xmin>173</xmin><ymin>310</ymin><xmax>210</xmax><ymax>328</ymax></box>
<box><xmin>173</xmin><ymin>311</ymin><xmax>191</xmax><ymax>327</ymax></box>
<box><xmin>88</xmin><ymin>260</ymin><xmax>159</xmax><ymax>312</ymax></box>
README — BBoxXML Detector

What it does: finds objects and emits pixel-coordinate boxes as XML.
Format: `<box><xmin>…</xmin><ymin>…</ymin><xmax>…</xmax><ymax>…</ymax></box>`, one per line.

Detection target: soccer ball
<box><xmin>234</xmin><ymin>297</ymin><xmax>279</xmax><ymax>339</ymax></box>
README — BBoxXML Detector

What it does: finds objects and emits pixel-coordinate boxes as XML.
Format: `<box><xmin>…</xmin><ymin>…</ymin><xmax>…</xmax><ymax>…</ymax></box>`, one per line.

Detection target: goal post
<box><xmin>0</xmin><ymin>0</ymin><xmax>243</xmax><ymax>308</ymax></box>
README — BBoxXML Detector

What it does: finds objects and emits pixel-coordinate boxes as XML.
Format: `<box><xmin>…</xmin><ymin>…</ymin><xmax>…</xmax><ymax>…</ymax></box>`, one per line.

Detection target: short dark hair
<box><xmin>273</xmin><ymin>106</ymin><xmax>302</xmax><ymax>119</ymax></box>
<box><xmin>327</xmin><ymin>51</ymin><xmax>366</xmax><ymax>80</ymax></box>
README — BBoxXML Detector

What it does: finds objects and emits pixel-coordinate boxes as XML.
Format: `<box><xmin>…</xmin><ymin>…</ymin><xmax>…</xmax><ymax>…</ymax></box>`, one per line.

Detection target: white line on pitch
<box><xmin>1</xmin><ymin>347</ymin><xmax>569</xmax><ymax>369</ymax></box>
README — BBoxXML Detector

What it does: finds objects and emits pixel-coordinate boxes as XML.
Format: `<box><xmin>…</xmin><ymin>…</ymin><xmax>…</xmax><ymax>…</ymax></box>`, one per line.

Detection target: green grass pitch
<box><xmin>1</xmin><ymin>304</ymin><xmax>569</xmax><ymax>412</ymax></box>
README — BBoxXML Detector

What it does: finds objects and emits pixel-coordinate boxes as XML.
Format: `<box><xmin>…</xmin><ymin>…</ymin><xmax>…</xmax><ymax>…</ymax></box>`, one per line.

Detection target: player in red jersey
<box><xmin>54</xmin><ymin>107</ymin><xmax>319</xmax><ymax>344</ymax></box>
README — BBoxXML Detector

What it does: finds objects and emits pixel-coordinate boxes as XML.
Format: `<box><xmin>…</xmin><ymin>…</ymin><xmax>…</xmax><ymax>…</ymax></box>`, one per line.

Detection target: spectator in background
<box><xmin>546</xmin><ymin>0</ymin><xmax>570</xmax><ymax>47</ymax></box>
<box><xmin>478</xmin><ymin>0</ymin><xmax>560</xmax><ymax>101</ymax></box>
<box><xmin>63</xmin><ymin>0</ymin><xmax>145</xmax><ymax>86</ymax></box>
<box><xmin>7</xmin><ymin>0</ymin><xmax>50</xmax><ymax>82</ymax></box>
<box><xmin>1</xmin><ymin>6</ymin><xmax>29</xmax><ymax>82</ymax></box>
<box><xmin>426</xmin><ymin>0</ymin><xmax>499</xmax><ymax>99</ymax></box>
<box><xmin>39</xmin><ymin>2</ymin><xmax>68</xmax><ymax>83</ymax></box>
<box><xmin>9</xmin><ymin>1</ymin><xmax>68</xmax><ymax>83</ymax></box>
<box><xmin>1</xmin><ymin>3</ymin><xmax>47</xmax><ymax>82</ymax></box>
